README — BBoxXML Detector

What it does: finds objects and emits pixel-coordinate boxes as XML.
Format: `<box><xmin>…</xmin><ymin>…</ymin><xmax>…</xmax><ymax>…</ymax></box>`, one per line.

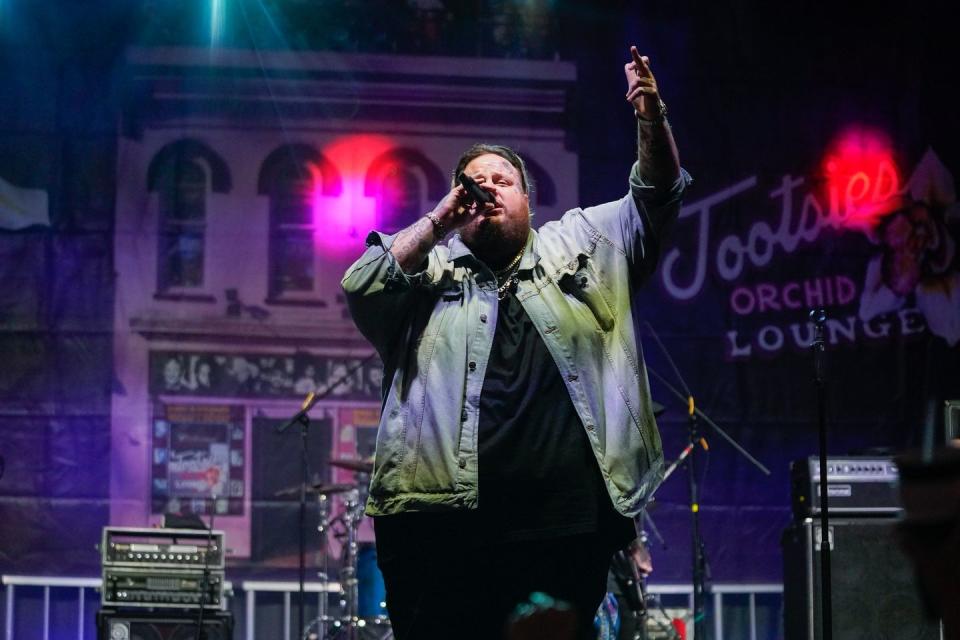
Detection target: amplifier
<box><xmin>97</xmin><ymin>609</ymin><xmax>233</xmax><ymax>640</ymax></box>
<box><xmin>102</xmin><ymin>567</ymin><xmax>225</xmax><ymax>609</ymax></box>
<box><xmin>791</xmin><ymin>456</ymin><xmax>900</xmax><ymax>518</ymax></box>
<box><xmin>782</xmin><ymin>517</ymin><xmax>940</xmax><ymax>640</ymax></box>
<box><xmin>100</xmin><ymin>526</ymin><xmax>227</xmax><ymax>610</ymax></box>
<box><xmin>102</xmin><ymin>527</ymin><xmax>224</xmax><ymax>569</ymax></box>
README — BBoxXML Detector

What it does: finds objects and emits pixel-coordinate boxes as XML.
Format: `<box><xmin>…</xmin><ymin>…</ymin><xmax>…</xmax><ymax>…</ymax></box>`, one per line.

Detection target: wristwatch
<box><xmin>636</xmin><ymin>98</ymin><xmax>668</xmax><ymax>125</ymax></box>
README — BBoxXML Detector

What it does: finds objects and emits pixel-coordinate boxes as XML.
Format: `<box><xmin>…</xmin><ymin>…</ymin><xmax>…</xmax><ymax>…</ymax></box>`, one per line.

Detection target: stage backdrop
<box><xmin>0</xmin><ymin>0</ymin><xmax>956</xmax><ymax>594</ymax></box>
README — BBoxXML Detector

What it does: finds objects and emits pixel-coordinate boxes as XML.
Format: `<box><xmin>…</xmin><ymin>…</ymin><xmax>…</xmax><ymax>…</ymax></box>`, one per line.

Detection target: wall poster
<box><xmin>151</xmin><ymin>403</ymin><xmax>246</xmax><ymax>516</ymax></box>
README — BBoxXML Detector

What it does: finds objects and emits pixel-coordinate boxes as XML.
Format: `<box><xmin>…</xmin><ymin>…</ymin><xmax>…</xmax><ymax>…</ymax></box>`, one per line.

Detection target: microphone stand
<box><xmin>645</xmin><ymin>323</ymin><xmax>771</xmax><ymax>640</ymax></box>
<box><xmin>276</xmin><ymin>353</ymin><xmax>379</xmax><ymax>640</ymax></box>
<box><xmin>810</xmin><ymin>308</ymin><xmax>832</xmax><ymax>640</ymax></box>
<box><xmin>194</xmin><ymin>497</ymin><xmax>217</xmax><ymax>640</ymax></box>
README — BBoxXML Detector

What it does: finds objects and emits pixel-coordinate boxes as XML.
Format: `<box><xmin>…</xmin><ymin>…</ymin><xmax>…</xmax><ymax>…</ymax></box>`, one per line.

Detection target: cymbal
<box><xmin>312</xmin><ymin>482</ymin><xmax>357</xmax><ymax>495</ymax></box>
<box><xmin>329</xmin><ymin>458</ymin><xmax>374</xmax><ymax>473</ymax></box>
<box><xmin>273</xmin><ymin>482</ymin><xmax>357</xmax><ymax>498</ymax></box>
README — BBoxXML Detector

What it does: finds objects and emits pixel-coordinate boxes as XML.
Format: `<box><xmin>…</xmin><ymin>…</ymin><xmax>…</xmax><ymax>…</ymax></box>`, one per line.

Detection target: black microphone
<box><xmin>457</xmin><ymin>173</ymin><xmax>495</xmax><ymax>205</ymax></box>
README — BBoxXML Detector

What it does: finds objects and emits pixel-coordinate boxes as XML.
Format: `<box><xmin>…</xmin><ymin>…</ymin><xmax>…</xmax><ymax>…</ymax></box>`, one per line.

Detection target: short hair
<box><xmin>452</xmin><ymin>143</ymin><xmax>532</xmax><ymax>195</ymax></box>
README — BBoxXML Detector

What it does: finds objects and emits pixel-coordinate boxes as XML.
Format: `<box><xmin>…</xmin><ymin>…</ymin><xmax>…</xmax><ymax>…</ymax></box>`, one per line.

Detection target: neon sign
<box><xmin>822</xmin><ymin>126</ymin><xmax>902</xmax><ymax>229</ymax></box>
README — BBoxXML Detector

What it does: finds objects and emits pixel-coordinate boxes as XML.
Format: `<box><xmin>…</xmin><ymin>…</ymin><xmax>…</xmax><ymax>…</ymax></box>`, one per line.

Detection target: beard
<box><xmin>460</xmin><ymin>211</ymin><xmax>530</xmax><ymax>270</ymax></box>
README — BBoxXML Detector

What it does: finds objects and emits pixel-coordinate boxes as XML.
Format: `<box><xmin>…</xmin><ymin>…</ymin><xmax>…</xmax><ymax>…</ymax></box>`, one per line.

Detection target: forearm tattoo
<box><xmin>637</xmin><ymin>119</ymin><xmax>681</xmax><ymax>189</ymax></box>
<box><xmin>389</xmin><ymin>215</ymin><xmax>440</xmax><ymax>273</ymax></box>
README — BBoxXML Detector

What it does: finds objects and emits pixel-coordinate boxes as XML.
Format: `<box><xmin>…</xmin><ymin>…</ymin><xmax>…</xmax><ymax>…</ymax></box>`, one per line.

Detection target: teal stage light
<box><xmin>210</xmin><ymin>0</ymin><xmax>224</xmax><ymax>46</ymax></box>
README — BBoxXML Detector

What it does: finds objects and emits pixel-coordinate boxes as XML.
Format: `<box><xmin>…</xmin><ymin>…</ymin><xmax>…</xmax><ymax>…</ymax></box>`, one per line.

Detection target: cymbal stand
<box><xmin>310</xmin><ymin>476</ymin><xmax>382</xmax><ymax>640</ymax></box>
<box><xmin>316</xmin><ymin>493</ymin><xmax>332</xmax><ymax>639</ymax></box>
<box><xmin>340</xmin><ymin>488</ymin><xmax>363</xmax><ymax>639</ymax></box>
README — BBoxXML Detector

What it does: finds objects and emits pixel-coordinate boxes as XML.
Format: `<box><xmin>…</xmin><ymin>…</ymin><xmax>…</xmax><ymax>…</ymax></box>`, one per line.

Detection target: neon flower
<box><xmin>859</xmin><ymin>149</ymin><xmax>960</xmax><ymax>345</ymax></box>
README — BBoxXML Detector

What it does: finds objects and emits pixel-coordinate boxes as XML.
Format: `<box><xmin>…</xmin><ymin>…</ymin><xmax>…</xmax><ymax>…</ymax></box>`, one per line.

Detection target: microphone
<box><xmin>457</xmin><ymin>173</ymin><xmax>495</xmax><ymax>205</ymax></box>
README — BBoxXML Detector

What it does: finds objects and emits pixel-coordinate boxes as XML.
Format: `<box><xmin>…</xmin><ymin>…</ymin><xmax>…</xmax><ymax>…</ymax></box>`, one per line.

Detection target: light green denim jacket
<box><xmin>342</xmin><ymin>163</ymin><xmax>692</xmax><ymax>518</ymax></box>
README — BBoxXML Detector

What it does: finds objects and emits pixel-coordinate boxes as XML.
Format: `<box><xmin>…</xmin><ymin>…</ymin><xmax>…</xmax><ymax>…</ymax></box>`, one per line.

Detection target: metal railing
<box><xmin>2</xmin><ymin>575</ymin><xmax>781</xmax><ymax>640</ymax></box>
<box><xmin>646</xmin><ymin>583</ymin><xmax>784</xmax><ymax>640</ymax></box>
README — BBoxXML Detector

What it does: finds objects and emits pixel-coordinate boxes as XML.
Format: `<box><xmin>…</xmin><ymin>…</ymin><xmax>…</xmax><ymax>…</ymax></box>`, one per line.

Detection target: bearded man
<box><xmin>342</xmin><ymin>46</ymin><xmax>690</xmax><ymax>640</ymax></box>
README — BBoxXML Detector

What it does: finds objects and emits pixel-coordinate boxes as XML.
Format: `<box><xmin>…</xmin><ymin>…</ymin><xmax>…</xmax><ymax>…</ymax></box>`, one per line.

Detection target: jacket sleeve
<box><xmin>580</xmin><ymin>162</ymin><xmax>692</xmax><ymax>283</ymax></box>
<box><xmin>341</xmin><ymin>230</ymin><xmax>439</xmax><ymax>356</ymax></box>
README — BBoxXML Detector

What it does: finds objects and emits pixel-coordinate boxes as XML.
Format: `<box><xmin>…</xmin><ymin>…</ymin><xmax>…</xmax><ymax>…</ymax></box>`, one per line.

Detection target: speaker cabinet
<box><xmin>782</xmin><ymin>518</ymin><xmax>941</xmax><ymax>640</ymax></box>
<box><xmin>97</xmin><ymin>610</ymin><xmax>233</xmax><ymax>640</ymax></box>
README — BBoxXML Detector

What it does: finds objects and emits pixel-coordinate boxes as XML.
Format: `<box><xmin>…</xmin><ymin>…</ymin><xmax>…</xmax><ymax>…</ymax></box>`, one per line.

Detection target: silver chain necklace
<box><xmin>496</xmin><ymin>272</ymin><xmax>519</xmax><ymax>300</ymax></box>
<box><xmin>494</xmin><ymin>246</ymin><xmax>524</xmax><ymax>300</ymax></box>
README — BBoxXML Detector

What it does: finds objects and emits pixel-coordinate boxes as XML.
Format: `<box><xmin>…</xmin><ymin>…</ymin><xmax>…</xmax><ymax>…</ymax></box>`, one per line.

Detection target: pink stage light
<box><xmin>822</xmin><ymin>126</ymin><xmax>902</xmax><ymax>229</ymax></box>
<box><xmin>312</xmin><ymin>134</ymin><xmax>395</xmax><ymax>257</ymax></box>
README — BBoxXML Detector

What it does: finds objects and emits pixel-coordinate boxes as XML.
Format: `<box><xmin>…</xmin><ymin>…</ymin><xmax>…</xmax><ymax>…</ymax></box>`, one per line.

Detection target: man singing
<box><xmin>342</xmin><ymin>46</ymin><xmax>690</xmax><ymax>640</ymax></box>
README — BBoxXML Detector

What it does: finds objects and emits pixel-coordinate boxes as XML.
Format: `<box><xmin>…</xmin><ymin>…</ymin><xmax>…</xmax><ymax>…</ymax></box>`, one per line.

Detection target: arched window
<box><xmin>364</xmin><ymin>148</ymin><xmax>446</xmax><ymax>234</ymax></box>
<box><xmin>379</xmin><ymin>166</ymin><xmax>423</xmax><ymax>233</ymax></box>
<box><xmin>258</xmin><ymin>144</ymin><xmax>341</xmax><ymax>302</ymax></box>
<box><xmin>147</xmin><ymin>139</ymin><xmax>231</xmax><ymax>298</ymax></box>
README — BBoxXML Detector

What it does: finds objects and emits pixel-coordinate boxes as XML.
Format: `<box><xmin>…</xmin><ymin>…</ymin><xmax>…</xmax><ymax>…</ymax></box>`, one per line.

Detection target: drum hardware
<box><xmin>307</xmin><ymin>464</ymin><xmax>391</xmax><ymax>640</ymax></box>
<box><xmin>279</xmin><ymin>354</ymin><xmax>381</xmax><ymax>640</ymax></box>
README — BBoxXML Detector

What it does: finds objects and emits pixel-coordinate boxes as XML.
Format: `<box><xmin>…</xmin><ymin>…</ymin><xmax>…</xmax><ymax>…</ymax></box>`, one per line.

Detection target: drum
<box><xmin>357</xmin><ymin>542</ymin><xmax>388</xmax><ymax>619</ymax></box>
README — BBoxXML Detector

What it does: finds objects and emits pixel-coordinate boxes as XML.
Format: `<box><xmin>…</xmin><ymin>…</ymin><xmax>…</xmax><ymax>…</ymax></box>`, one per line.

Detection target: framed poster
<box><xmin>151</xmin><ymin>403</ymin><xmax>245</xmax><ymax>516</ymax></box>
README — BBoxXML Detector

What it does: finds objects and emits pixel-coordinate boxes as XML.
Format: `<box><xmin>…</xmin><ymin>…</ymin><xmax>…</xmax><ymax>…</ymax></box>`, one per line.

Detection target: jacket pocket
<box><xmin>558</xmin><ymin>254</ymin><xmax>616</xmax><ymax>331</ymax></box>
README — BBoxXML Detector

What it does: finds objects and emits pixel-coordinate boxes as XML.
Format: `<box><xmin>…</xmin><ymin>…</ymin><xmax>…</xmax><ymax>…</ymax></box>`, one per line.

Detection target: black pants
<box><xmin>375</xmin><ymin>524</ymin><xmax>614</xmax><ymax>640</ymax></box>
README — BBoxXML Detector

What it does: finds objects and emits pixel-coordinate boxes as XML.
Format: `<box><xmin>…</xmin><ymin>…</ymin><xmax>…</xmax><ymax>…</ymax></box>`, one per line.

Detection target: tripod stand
<box><xmin>645</xmin><ymin>323</ymin><xmax>771</xmax><ymax>639</ymax></box>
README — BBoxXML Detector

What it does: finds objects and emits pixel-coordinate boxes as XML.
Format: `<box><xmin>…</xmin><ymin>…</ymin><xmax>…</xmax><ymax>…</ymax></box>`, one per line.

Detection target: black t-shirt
<box><xmin>375</xmin><ymin>291</ymin><xmax>634</xmax><ymax>550</ymax></box>
<box><xmin>477</xmin><ymin>292</ymin><xmax>632</xmax><ymax>544</ymax></box>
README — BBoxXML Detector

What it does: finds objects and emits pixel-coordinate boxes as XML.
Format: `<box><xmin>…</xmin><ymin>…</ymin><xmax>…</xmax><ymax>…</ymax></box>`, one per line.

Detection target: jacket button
<box><xmin>468</xmin><ymin>361</ymin><xmax>477</xmax><ymax>372</ymax></box>
<box><xmin>459</xmin><ymin>457</ymin><xmax>467</xmax><ymax>469</ymax></box>
<box><xmin>461</xmin><ymin>410</ymin><xmax>468</xmax><ymax>422</ymax></box>
<box><xmin>480</xmin><ymin>313</ymin><xmax>487</xmax><ymax>323</ymax></box>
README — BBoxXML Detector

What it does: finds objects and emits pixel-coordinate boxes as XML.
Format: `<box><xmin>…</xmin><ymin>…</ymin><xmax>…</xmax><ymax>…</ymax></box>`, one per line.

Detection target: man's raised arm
<box><xmin>624</xmin><ymin>45</ymin><xmax>681</xmax><ymax>190</ymax></box>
